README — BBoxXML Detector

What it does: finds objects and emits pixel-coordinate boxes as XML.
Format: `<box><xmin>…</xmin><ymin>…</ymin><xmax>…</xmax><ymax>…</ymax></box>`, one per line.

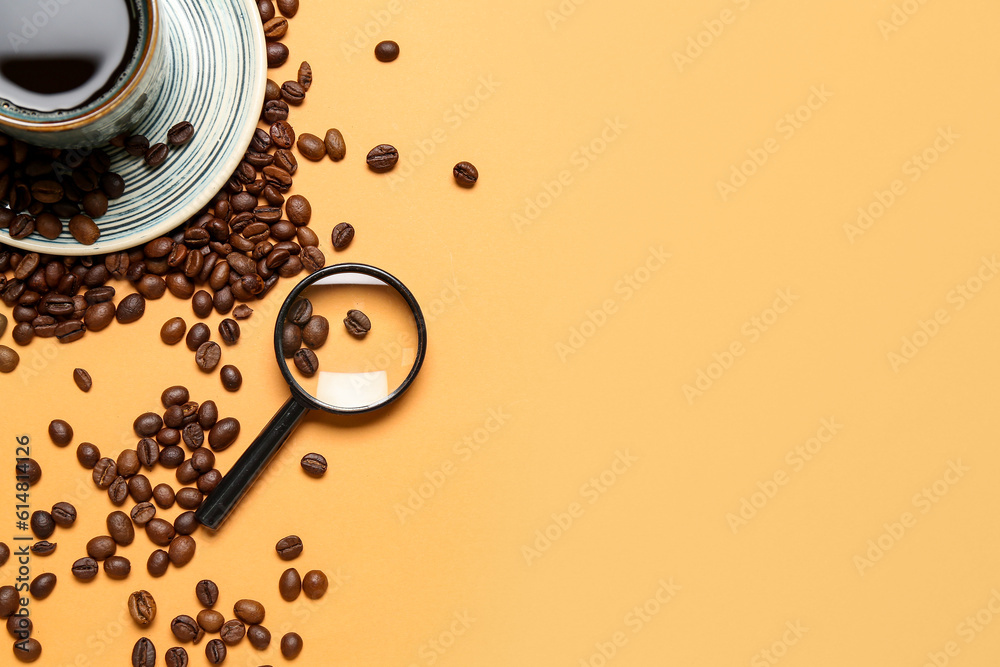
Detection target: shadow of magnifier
<box><xmin>196</xmin><ymin>263</ymin><xmax>427</xmax><ymax>530</ymax></box>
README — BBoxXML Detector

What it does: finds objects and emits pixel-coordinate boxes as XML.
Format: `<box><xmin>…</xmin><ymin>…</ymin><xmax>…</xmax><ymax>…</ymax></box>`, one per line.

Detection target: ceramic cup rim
<box><xmin>0</xmin><ymin>0</ymin><xmax>159</xmax><ymax>134</ymax></box>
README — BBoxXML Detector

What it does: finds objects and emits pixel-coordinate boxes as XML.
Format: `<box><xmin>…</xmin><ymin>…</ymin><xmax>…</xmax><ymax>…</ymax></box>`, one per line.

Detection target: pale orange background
<box><xmin>4</xmin><ymin>0</ymin><xmax>1000</xmax><ymax>665</ymax></box>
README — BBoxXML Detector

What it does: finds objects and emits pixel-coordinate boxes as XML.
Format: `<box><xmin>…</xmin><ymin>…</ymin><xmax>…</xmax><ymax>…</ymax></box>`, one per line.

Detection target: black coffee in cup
<box><xmin>0</xmin><ymin>0</ymin><xmax>141</xmax><ymax>114</ymax></box>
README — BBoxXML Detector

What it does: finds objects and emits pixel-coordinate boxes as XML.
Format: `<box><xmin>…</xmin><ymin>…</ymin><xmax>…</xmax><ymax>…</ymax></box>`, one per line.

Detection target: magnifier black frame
<box><xmin>276</xmin><ymin>262</ymin><xmax>427</xmax><ymax>413</ymax></box>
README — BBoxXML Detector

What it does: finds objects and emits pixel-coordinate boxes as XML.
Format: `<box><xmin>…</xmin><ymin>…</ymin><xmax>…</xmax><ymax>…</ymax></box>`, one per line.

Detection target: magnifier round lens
<box><xmin>275</xmin><ymin>264</ymin><xmax>425</xmax><ymax>412</ymax></box>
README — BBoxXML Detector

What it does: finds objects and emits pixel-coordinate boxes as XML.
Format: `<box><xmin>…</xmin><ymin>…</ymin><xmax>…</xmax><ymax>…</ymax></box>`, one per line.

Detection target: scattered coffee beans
<box><xmin>16</xmin><ymin>458</ymin><xmax>40</xmax><ymax>485</ymax></box>
<box><xmin>292</xmin><ymin>348</ymin><xmax>318</xmax><ymax>376</ymax></box>
<box><xmin>205</xmin><ymin>638</ymin><xmax>227</xmax><ymax>664</ymax></box>
<box><xmin>147</xmin><ymin>549</ymin><xmax>170</xmax><ymax>577</ymax></box>
<box><xmin>171</xmin><ymin>615</ymin><xmax>204</xmax><ymax>644</ymax></box>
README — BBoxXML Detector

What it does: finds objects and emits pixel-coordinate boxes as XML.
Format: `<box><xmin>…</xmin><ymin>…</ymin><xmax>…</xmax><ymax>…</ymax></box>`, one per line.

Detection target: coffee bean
<box><xmin>129</xmin><ymin>475</ymin><xmax>153</xmax><ymax>502</ymax></box>
<box><xmin>49</xmin><ymin>419</ymin><xmax>73</xmax><ymax>445</ymax></box>
<box><xmin>72</xmin><ymin>557</ymin><xmax>99</xmax><ymax>581</ymax></box>
<box><xmin>51</xmin><ymin>502</ymin><xmax>76</xmax><ymax>527</ymax></box>
<box><xmin>104</xmin><ymin>555</ymin><xmax>131</xmax><ymax>579</ymax></box>
<box><xmin>257</xmin><ymin>0</ymin><xmax>275</xmax><ymax>20</ymax></box>
<box><xmin>302</xmin><ymin>570</ymin><xmax>328</xmax><ymax>599</ymax></box>
<box><xmin>173</xmin><ymin>510</ymin><xmax>199</xmax><ymax>535</ymax></box>
<box><xmin>453</xmin><ymin>160</ymin><xmax>479</xmax><ymax>187</ymax></box>
<box><xmin>166</xmin><ymin>273</ymin><xmax>195</xmax><ymax>299</ymax></box>
<box><xmin>247</xmin><ymin>624</ymin><xmax>271</xmax><ymax>649</ymax></box>
<box><xmin>366</xmin><ymin>144</ymin><xmax>398</xmax><ymax>172</ymax></box>
<box><xmin>160</xmin><ymin>445</ymin><xmax>185</xmax><ymax>468</ymax></box>
<box><xmin>145</xmin><ymin>143</ymin><xmax>169</xmax><ymax>168</ymax></box>
<box><xmin>30</xmin><ymin>511</ymin><xmax>54</xmax><ymax>539</ymax></box>
<box><xmin>69</xmin><ymin>214</ymin><xmax>100</xmax><ymax>244</ymax></box>
<box><xmin>374</xmin><ymin>40</ymin><xmax>399</xmax><ymax>62</ymax></box>
<box><xmin>221</xmin><ymin>619</ymin><xmax>246</xmax><ymax>645</ymax></box>
<box><xmin>83</xmin><ymin>190</ymin><xmax>108</xmax><ymax>217</ymax></box>
<box><xmin>101</xmin><ymin>172</ymin><xmax>126</xmax><ymax>198</ymax></box>
<box><xmin>270</xmin><ymin>120</ymin><xmax>295</xmax><ymax>149</ymax></box>
<box><xmin>296</xmin><ymin>133</ymin><xmax>325</xmax><ymax>160</ymax></box>
<box><xmin>85</xmin><ymin>302</ymin><xmax>116</xmax><ymax>330</ymax></box>
<box><xmin>165</xmin><ymin>646</ymin><xmax>189</xmax><ymax>667</ymax></box>
<box><xmin>281</xmin><ymin>80</ymin><xmax>306</xmax><ymax>105</ymax></box>
<box><xmin>86</xmin><ymin>535</ymin><xmax>116</xmax><ymax>560</ymax></box>
<box><xmin>0</xmin><ymin>346</ymin><xmax>18</xmax><ymax>373</ymax></box>
<box><xmin>153</xmin><ymin>483</ymin><xmax>176</xmax><ymax>508</ymax></box>
<box><xmin>126</xmin><ymin>135</ymin><xmax>150</xmax><ymax>157</ymax></box>
<box><xmin>10</xmin><ymin>322</ymin><xmax>31</xmax><ymax>346</ymax></box>
<box><xmin>208</xmin><ymin>418</ymin><xmax>241</xmax><ymax>451</ymax></box>
<box><xmin>146</xmin><ymin>518</ymin><xmax>175</xmax><ymax>546</ymax></box>
<box><xmin>281</xmin><ymin>323</ymin><xmax>302</xmax><ymax>358</ymax></box>
<box><xmin>266</xmin><ymin>41</ymin><xmax>288</xmax><ymax>67</ymax></box>
<box><xmin>176</xmin><ymin>460</ymin><xmax>200</xmax><ymax>484</ymax></box>
<box><xmin>220</xmin><ymin>365</ymin><xmax>242</xmax><ymax>392</ymax></box>
<box><xmin>93</xmin><ymin>458</ymin><xmax>117</xmax><ymax>488</ymax></box>
<box><xmin>171</xmin><ymin>615</ymin><xmax>204</xmax><ymax>644</ymax></box>
<box><xmin>278</xmin><ymin>568</ymin><xmax>301</xmax><ymax>601</ymax></box>
<box><xmin>0</xmin><ymin>544</ymin><xmax>7</xmax><ymax>567</ymax></box>
<box><xmin>73</xmin><ymin>367</ymin><xmax>92</xmax><ymax>392</ymax></box>
<box><xmin>233</xmin><ymin>599</ymin><xmax>265</xmax><ymax>625</ymax></box>
<box><xmin>7</xmin><ymin>613</ymin><xmax>31</xmax><ymax>639</ymax></box>
<box><xmin>129</xmin><ymin>590</ymin><xmax>157</xmax><ymax>626</ymax></box>
<box><xmin>275</xmin><ymin>535</ymin><xmax>303</xmax><ymax>560</ymax></box>
<box><xmin>198</xmin><ymin>401</ymin><xmax>219</xmax><ymax>429</ymax></box>
<box><xmin>301</xmin><ymin>246</ymin><xmax>325</xmax><ymax>272</ymax></box>
<box><xmin>292</xmin><ymin>348</ymin><xmax>319</xmax><ymax>376</ymax></box>
<box><xmin>137</xmin><ymin>439</ymin><xmax>159</xmax><ymax>469</ymax></box>
<box><xmin>331</xmin><ymin>222</ymin><xmax>354</xmax><ymax>249</ymax></box>
<box><xmin>195</xmin><ymin>579</ymin><xmax>219</xmax><ymax>608</ymax></box>
<box><xmin>55</xmin><ymin>320</ymin><xmax>85</xmax><ymax>344</ymax></box>
<box><xmin>134</xmin><ymin>412</ymin><xmax>164</xmax><ymax>437</ymax></box>
<box><xmin>16</xmin><ymin>458</ymin><xmax>41</xmax><ymax>485</ymax></box>
<box><xmin>0</xmin><ymin>586</ymin><xmax>17</xmax><ymax>618</ymax></box>
<box><xmin>109</xmin><ymin>476</ymin><xmax>129</xmax><ymax>505</ymax></box>
<box><xmin>118</xmin><ymin>449</ymin><xmax>141</xmax><ymax>476</ymax></box>
<box><xmin>233</xmin><ymin>304</ymin><xmax>253</xmax><ymax>319</ymax></box>
<box><xmin>147</xmin><ymin>549</ymin><xmax>170</xmax><ymax>577</ymax></box>
<box><xmin>277</xmin><ymin>0</ymin><xmax>298</xmax><ymax>17</ymax></box>
<box><xmin>9</xmin><ymin>214</ymin><xmax>34</xmax><ymax>240</ymax></box>
<box><xmin>302</xmin><ymin>316</ymin><xmax>329</xmax><ymax>348</ymax></box>
<box><xmin>28</xmin><ymin>573</ymin><xmax>56</xmax><ymax>599</ymax></box>
<box><xmin>169</xmin><ymin>121</ymin><xmax>195</xmax><ymax>146</ymax></box>
<box><xmin>281</xmin><ymin>632</ymin><xmax>303</xmax><ymax>659</ymax></box>
<box><xmin>218</xmin><ymin>319</ymin><xmax>240</xmax><ymax>345</ymax></box>
<box><xmin>205</xmin><ymin>638</ymin><xmax>227</xmax><ymax>664</ymax></box>
<box><xmin>30</xmin><ymin>541</ymin><xmax>56</xmax><ymax>556</ymax></box>
<box><xmin>192</xmin><ymin>290</ymin><xmax>213</xmax><ymax>318</ymax></box>
<box><xmin>290</xmin><ymin>298</ymin><xmax>314</xmax><ymax>327</ymax></box>
<box><xmin>263</xmin><ymin>16</ymin><xmax>288</xmax><ymax>39</ymax></box>
<box><xmin>169</xmin><ymin>534</ymin><xmax>196</xmax><ymax>566</ymax></box>
<box><xmin>77</xmin><ymin>442</ymin><xmax>100</xmax><ymax>468</ymax></box>
<box><xmin>176</xmin><ymin>487</ymin><xmax>203</xmax><ymax>510</ymax></box>
<box><xmin>196</xmin><ymin>341</ymin><xmax>222</xmax><ymax>372</ymax></box>
<box><xmin>197</xmin><ymin>609</ymin><xmax>224</xmax><ymax>633</ymax></box>
<box><xmin>324</xmin><ymin>128</ymin><xmax>346</xmax><ymax>160</ymax></box>
<box><xmin>131</xmin><ymin>502</ymin><xmax>156</xmax><ymax>525</ymax></box>
<box><xmin>117</xmin><ymin>293</ymin><xmax>146</xmax><ymax>323</ymax></box>
<box><xmin>344</xmin><ymin>309</ymin><xmax>372</xmax><ymax>336</ymax></box>
<box><xmin>282</xmin><ymin>195</ymin><xmax>310</xmax><ymax>226</ymax></box>
<box><xmin>132</xmin><ymin>637</ymin><xmax>156</xmax><ymax>667</ymax></box>
<box><xmin>263</xmin><ymin>99</ymin><xmax>288</xmax><ymax>124</ymax></box>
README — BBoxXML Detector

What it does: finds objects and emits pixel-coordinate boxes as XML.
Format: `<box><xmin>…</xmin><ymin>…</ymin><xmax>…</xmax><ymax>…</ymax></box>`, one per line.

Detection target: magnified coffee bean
<box><xmin>293</xmin><ymin>348</ymin><xmax>319</xmax><ymax>376</ymax></box>
<box><xmin>344</xmin><ymin>309</ymin><xmax>371</xmax><ymax>336</ymax></box>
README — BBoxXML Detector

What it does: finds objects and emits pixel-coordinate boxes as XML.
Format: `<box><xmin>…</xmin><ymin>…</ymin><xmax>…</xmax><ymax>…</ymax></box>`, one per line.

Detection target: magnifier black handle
<box><xmin>196</xmin><ymin>396</ymin><xmax>309</xmax><ymax>530</ymax></box>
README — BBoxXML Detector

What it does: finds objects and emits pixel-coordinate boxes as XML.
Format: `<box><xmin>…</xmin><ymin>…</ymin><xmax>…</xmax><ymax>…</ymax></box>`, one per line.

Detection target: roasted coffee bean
<box><xmin>453</xmin><ymin>161</ymin><xmax>479</xmax><ymax>187</ymax></box>
<box><xmin>233</xmin><ymin>304</ymin><xmax>253</xmax><ymax>319</ymax></box>
<box><xmin>281</xmin><ymin>80</ymin><xmax>306</xmax><ymax>105</ymax></box>
<box><xmin>247</xmin><ymin>624</ymin><xmax>271</xmax><ymax>650</ymax></box>
<box><xmin>197</xmin><ymin>469</ymin><xmax>222</xmax><ymax>494</ymax></box>
<box><xmin>134</xmin><ymin>412</ymin><xmax>163</xmax><ymax>437</ymax></box>
<box><xmin>166</xmin><ymin>273</ymin><xmax>195</xmax><ymax>299</ymax></box>
<box><xmin>30</xmin><ymin>540</ymin><xmax>56</xmax><ymax>556</ymax></box>
<box><xmin>208</xmin><ymin>418</ymin><xmax>241</xmax><ymax>451</ymax></box>
<box><xmin>9</xmin><ymin>214</ymin><xmax>34</xmax><ymax>240</ymax></box>
<box><xmin>86</xmin><ymin>535</ymin><xmax>116</xmax><ymax>560</ymax></box>
<box><xmin>198</xmin><ymin>609</ymin><xmax>224</xmax><ymax>633</ymax></box>
<box><xmin>299</xmin><ymin>452</ymin><xmax>328</xmax><ymax>478</ymax></box>
<box><xmin>196</xmin><ymin>579</ymin><xmax>219</xmax><ymax>607</ymax></box>
<box><xmin>137</xmin><ymin>439</ymin><xmax>159</xmax><ymax>469</ymax></box>
<box><xmin>258</xmin><ymin>0</ymin><xmax>275</xmax><ymax>21</ymax></box>
<box><xmin>296</xmin><ymin>132</ymin><xmax>325</xmax><ymax>160</ymax></box>
<box><xmin>175</xmin><ymin>460</ymin><xmax>199</xmax><ymax>485</ymax></box>
<box><xmin>145</xmin><ymin>518</ymin><xmax>175</xmax><ymax>546</ymax></box>
<box><xmin>165</xmin><ymin>646</ymin><xmax>189</xmax><ymax>667</ymax></box>
<box><xmin>275</xmin><ymin>535</ymin><xmax>303</xmax><ymax>560</ymax></box>
<box><xmin>147</xmin><ymin>549</ymin><xmax>170</xmax><ymax>576</ymax></box>
<box><xmin>77</xmin><ymin>442</ymin><xmax>100</xmax><ymax>468</ymax></box>
<box><xmin>171</xmin><ymin>615</ymin><xmax>203</xmax><ymax>644</ymax></box>
<box><xmin>11</xmin><ymin>322</ymin><xmax>33</xmax><ymax>345</ymax></box>
<box><xmin>267</xmin><ymin>41</ymin><xmax>289</xmax><ymax>67</ymax></box>
<box><xmin>173</xmin><ymin>510</ymin><xmax>199</xmax><ymax>536</ymax></box>
<box><xmin>0</xmin><ymin>346</ymin><xmax>18</xmax><ymax>373</ymax></box>
<box><xmin>69</xmin><ymin>214</ymin><xmax>100</xmax><ymax>244</ymax></box>
<box><xmin>344</xmin><ymin>309</ymin><xmax>371</xmax><ymax>336</ymax></box>
<box><xmin>117</xmin><ymin>293</ymin><xmax>146</xmax><ymax>323</ymax></box>
<box><xmin>324</xmin><ymin>128</ymin><xmax>346</xmax><ymax>161</ymax></box>
<box><xmin>302</xmin><ymin>316</ymin><xmax>329</xmax><ymax>348</ymax></box>
<box><xmin>49</xmin><ymin>418</ymin><xmax>73</xmax><ymax>445</ymax></box>
<box><xmin>71</xmin><ymin>367</ymin><xmax>93</xmax><ymax>393</ymax></box>
<box><xmin>126</xmin><ymin>135</ymin><xmax>150</xmax><ymax>156</ymax></box>
<box><xmin>93</xmin><ymin>458</ymin><xmax>117</xmax><ymax>488</ymax></box>
<box><xmin>153</xmin><ymin>483</ymin><xmax>176</xmax><ymax>507</ymax></box>
<box><xmin>145</xmin><ymin>143</ymin><xmax>169</xmax><ymax>167</ymax></box>
<box><xmin>30</xmin><ymin>511</ymin><xmax>54</xmax><ymax>539</ymax></box>
<box><xmin>132</xmin><ymin>637</ymin><xmax>156</xmax><ymax>667</ymax></box>
<box><xmin>293</xmin><ymin>59</ymin><xmax>312</xmax><ymax>89</ymax></box>
<box><xmin>85</xmin><ymin>285</ymin><xmax>116</xmax><ymax>306</ymax></box>
<box><xmin>7</xmin><ymin>613</ymin><xmax>31</xmax><ymax>639</ymax></box>
<box><xmin>278</xmin><ymin>568</ymin><xmax>301</xmax><ymax>601</ymax></box>
<box><xmin>366</xmin><ymin>144</ymin><xmax>398</xmax><ymax>172</ymax></box>
<box><xmin>0</xmin><ymin>543</ymin><xmax>8</xmax><ymax>568</ymax></box>
<box><xmin>16</xmin><ymin>458</ymin><xmax>41</xmax><ymax>485</ymax></box>
<box><xmin>85</xmin><ymin>301</ymin><xmax>116</xmax><ymax>331</ymax></box>
<box><xmin>206</xmin><ymin>638</ymin><xmax>227</xmax><ymax>664</ymax></box>
<box><xmin>55</xmin><ymin>320</ymin><xmax>85</xmax><ymax>343</ymax></box>
<box><xmin>175</xmin><ymin>487</ymin><xmax>203</xmax><ymax>510</ymax></box>
<box><xmin>169</xmin><ymin>121</ymin><xmax>195</xmax><ymax>146</ymax></box>
<box><xmin>131</xmin><ymin>502</ymin><xmax>156</xmax><ymax>526</ymax></box>
<box><xmin>0</xmin><ymin>585</ymin><xmax>16</xmax><ymax>617</ymax></box>
<box><xmin>163</xmin><ymin>385</ymin><xmax>190</xmax><ymax>408</ymax></box>
<box><xmin>270</xmin><ymin>120</ymin><xmax>295</xmax><ymax>149</ymax></box>
<box><xmin>71</xmin><ymin>556</ymin><xmax>99</xmax><ymax>581</ymax></box>
<box><xmin>301</xmin><ymin>245</ymin><xmax>325</xmax><ymax>272</ymax></box>
<box><xmin>196</xmin><ymin>341</ymin><xmax>222</xmax><ymax>372</ymax></box>
<box><xmin>190</xmin><ymin>448</ymin><xmax>216</xmax><ymax>475</ymax></box>
<box><xmin>192</xmin><ymin>290</ymin><xmax>213</xmax><ymax>318</ymax></box>
<box><xmin>51</xmin><ymin>502</ymin><xmax>76</xmax><ymax>527</ymax></box>
<box><xmin>104</xmin><ymin>555</ymin><xmax>131</xmax><ymax>579</ymax></box>
<box><xmin>83</xmin><ymin>190</ymin><xmax>109</xmax><ymax>217</ymax></box>
<box><xmin>233</xmin><ymin>599</ymin><xmax>265</xmax><ymax>625</ymax></box>
<box><xmin>220</xmin><ymin>365</ymin><xmax>243</xmax><ymax>392</ymax></box>
<box><xmin>374</xmin><ymin>40</ymin><xmax>400</xmax><ymax>62</ymax></box>
<box><xmin>118</xmin><ymin>449</ymin><xmax>141</xmax><ymax>476</ymax></box>
<box><xmin>227</xmin><ymin>252</ymin><xmax>257</xmax><ymax>276</ymax></box>
<box><xmin>263</xmin><ymin>98</ymin><xmax>288</xmax><ymax>123</ymax></box>
<box><xmin>101</xmin><ymin>171</ymin><xmax>126</xmax><ymax>198</ymax></box>
<box><xmin>168</xmin><ymin>534</ymin><xmax>196</xmax><ymax>566</ymax></box>
<box><xmin>262</xmin><ymin>164</ymin><xmax>292</xmax><ymax>189</ymax></box>
<box><xmin>29</xmin><ymin>572</ymin><xmax>56</xmax><ymax>599</ymax></box>
<box><xmin>263</xmin><ymin>16</ymin><xmax>288</xmax><ymax>39</ymax></box>
<box><xmin>302</xmin><ymin>570</ymin><xmax>328</xmax><ymax>599</ymax></box>
<box><xmin>295</xmin><ymin>227</ymin><xmax>318</xmax><ymax>248</ymax></box>
<box><xmin>277</xmin><ymin>0</ymin><xmax>298</xmax><ymax>16</ymax></box>
<box><xmin>274</xmin><ymin>147</ymin><xmax>298</xmax><ymax>174</ymax></box>
<box><xmin>281</xmin><ymin>632</ymin><xmax>303</xmax><ymax>659</ymax></box>
<box><xmin>129</xmin><ymin>590</ymin><xmax>157</xmax><ymax>626</ymax></box>
<box><xmin>12</xmin><ymin>637</ymin><xmax>42</xmax><ymax>662</ymax></box>
<box><xmin>220</xmin><ymin>619</ymin><xmax>246</xmax><ymax>646</ymax></box>
<box><xmin>129</xmin><ymin>475</ymin><xmax>153</xmax><ymax>502</ymax></box>
<box><xmin>158</xmin><ymin>429</ymin><xmax>181</xmax><ymax>446</ymax></box>
<box><xmin>108</xmin><ymin>476</ymin><xmax>129</xmax><ymax>505</ymax></box>
<box><xmin>285</xmin><ymin>194</ymin><xmax>311</xmax><ymax>224</ymax></box>
<box><xmin>186</xmin><ymin>322</ymin><xmax>210</xmax><ymax>350</ymax></box>
<box><xmin>198</xmin><ymin>401</ymin><xmax>219</xmax><ymax>429</ymax></box>
<box><xmin>293</xmin><ymin>348</ymin><xmax>319</xmax><ymax>376</ymax></box>
<box><xmin>331</xmin><ymin>222</ymin><xmax>354</xmax><ymax>249</ymax></box>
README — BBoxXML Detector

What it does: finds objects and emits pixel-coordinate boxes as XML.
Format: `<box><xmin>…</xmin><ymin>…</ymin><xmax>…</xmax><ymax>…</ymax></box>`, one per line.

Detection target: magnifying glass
<box><xmin>195</xmin><ymin>263</ymin><xmax>427</xmax><ymax>530</ymax></box>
